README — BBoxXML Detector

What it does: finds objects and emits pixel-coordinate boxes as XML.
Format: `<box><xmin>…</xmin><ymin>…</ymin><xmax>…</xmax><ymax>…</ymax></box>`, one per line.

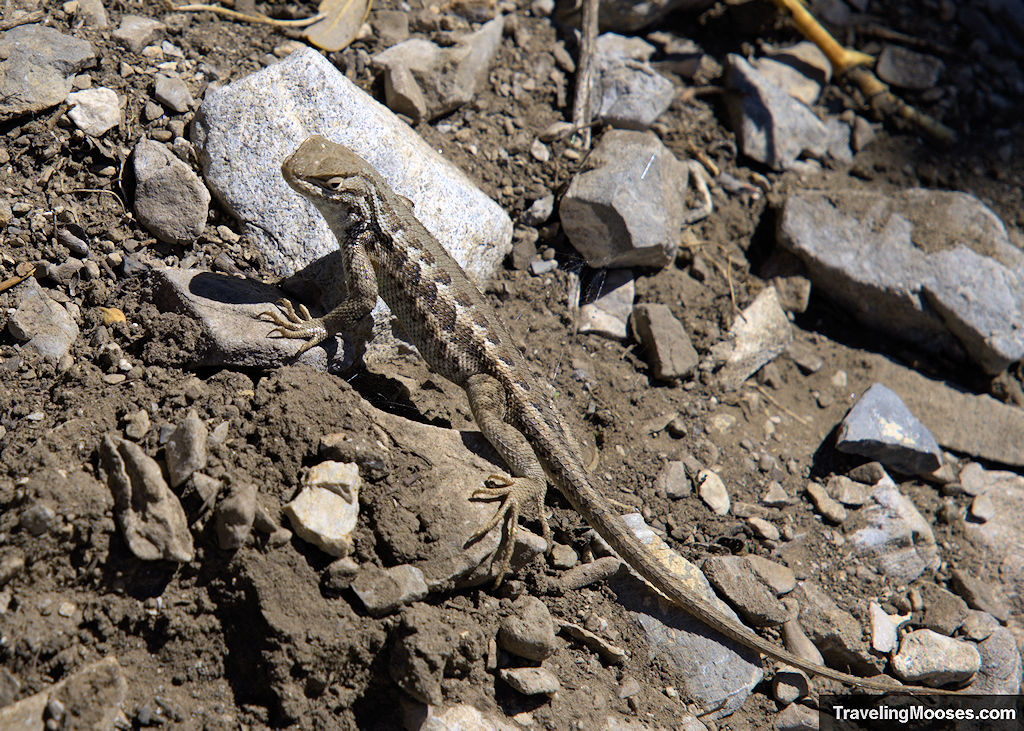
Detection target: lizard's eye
<box><xmin>325</xmin><ymin>176</ymin><xmax>346</xmax><ymax>190</ymax></box>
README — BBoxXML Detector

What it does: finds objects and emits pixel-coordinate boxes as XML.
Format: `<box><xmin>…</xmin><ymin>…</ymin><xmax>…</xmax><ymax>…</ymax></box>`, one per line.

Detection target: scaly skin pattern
<box><xmin>266</xmin><ymin>135</ymin><xmax>963</xmax><ymax>697</ymax></box>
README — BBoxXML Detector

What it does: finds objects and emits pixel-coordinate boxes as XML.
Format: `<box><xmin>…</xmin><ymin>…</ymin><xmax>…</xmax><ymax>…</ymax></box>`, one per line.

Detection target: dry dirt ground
<box><xmin>1</xmin><ymin>0</ymin><xmax>1023</xmax><ymax>728</ymax></box>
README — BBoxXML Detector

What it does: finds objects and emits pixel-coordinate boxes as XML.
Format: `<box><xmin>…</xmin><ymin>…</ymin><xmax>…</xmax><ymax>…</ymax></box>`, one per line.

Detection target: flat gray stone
<box><xmin>66</xmin><ymin>87</ymin><xmax>121</xmax><ymax>136</ymax></box>
<box><xmin>560</xmin><ymin>130</ymin><xmax>689</xmax><ymax>268</ymax></box>
<box><xmin>7</xmin><ymin>278</ymin><xmax>79</xmax><ymax>361</ymax></box>
<box><xmin>778</xmin><ymin>187</ymin><xmax>1024</xmax><ymax>374</ymax></box>
<box><xmin>0</xmin><ymin>25</ymin><xmax>96</xmax><ymax>120</ymax></box>
<box><xmin>372</xmin><ymin>16</ymin><xmax>503</xmax><ymax>123</ymax></box>
<box><xmin>133</xmin><ymin>139</ymin><xmax>210</xmax><ymax>245</ymax></box>
<box><xmin>630</xmin><ymin>303</ymin><xmax>698</xmax><ymax>380</ymax></box>
<box><xmin>876</xmin><ymin>45</ymin><xmax>945</xmax><ymax>90</ymax></box>
<box><xmin>724</xmin><ymin>54</ymin><xmax>828</xmax><ymax>170</ymax></box>
<box><xmin>112</xmin><ymin>14</ymin><xmax>165</xmax><ymax>53</ymax></box>
<box><xmin>151</xmin><ymin>266</ymin><xmax>361</xmax><ymax>373</ymax></box>
<box><xmin>837</xmin><ymin>383</ymin><xmax>942</xmax><ymax>475</ymax></box>
<box><xmin>590</xmin><ymin>34</ymin><xmax>675</xmax><ymax>129</ymax></box>
<box><xmin>192</xmin><ymin>47</ymin><xmax>511</xmax><ymax>340</ymax></box>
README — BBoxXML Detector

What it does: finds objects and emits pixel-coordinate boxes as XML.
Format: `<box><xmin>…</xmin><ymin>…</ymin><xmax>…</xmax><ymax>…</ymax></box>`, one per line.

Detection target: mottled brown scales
<box><xmin>263</xmin><ymin>135</ymin><xmax>964</xmax><ymax>698</ymax></box>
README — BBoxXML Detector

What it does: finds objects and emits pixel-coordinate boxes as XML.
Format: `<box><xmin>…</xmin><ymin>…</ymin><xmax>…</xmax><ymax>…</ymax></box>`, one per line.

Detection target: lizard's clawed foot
<box><xmin>260</xmin><ymin>299</ymin><xmax>329</xmax><ymax>355</ymax></box>
<box><xmin>466</xmin><ymin>474</ymin><xmax>550</xmax><ymax>586</ymax></box>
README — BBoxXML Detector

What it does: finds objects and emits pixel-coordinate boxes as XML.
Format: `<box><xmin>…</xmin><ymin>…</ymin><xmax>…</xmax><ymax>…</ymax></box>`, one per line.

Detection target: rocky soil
<box><xmin>1</xmin><ymin>0</ymin><xmax>1024</xmax><ymax>729</ymax></box>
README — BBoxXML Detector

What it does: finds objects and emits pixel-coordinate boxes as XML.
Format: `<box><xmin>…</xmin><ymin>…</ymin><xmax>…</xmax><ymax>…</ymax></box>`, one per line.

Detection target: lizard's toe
<box><xmin>467</xmin><ymin>475</ymin><xmax>547</xmax><ymax>586</ymax></box>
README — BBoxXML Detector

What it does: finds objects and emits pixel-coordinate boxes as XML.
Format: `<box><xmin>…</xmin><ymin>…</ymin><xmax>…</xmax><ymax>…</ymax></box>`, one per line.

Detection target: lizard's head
<box><xmin>282</xmin><ymin>135</ymin><xmax>378</xmax><ymax>221</ymax></box>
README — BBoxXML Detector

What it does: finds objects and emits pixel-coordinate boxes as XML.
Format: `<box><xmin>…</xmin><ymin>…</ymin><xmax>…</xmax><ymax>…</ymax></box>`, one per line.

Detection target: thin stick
<box><xmin>168</xmin><ymin>2</ymin><xmax>326</xmax><ymax>28</ymax></box>
<box><xmin>0</xmin><ymin>266</ymin><xmax>37</xmax><ymax>295</ymax></box>
<box><xmin>570</xmin><ymin>0</ymin><xmax>600</xmax><ymax>150</ymax></box>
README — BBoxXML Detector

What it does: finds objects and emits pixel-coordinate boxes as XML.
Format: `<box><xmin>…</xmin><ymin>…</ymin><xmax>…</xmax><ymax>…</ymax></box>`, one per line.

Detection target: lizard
<box><xmin>263</xmin><ymin>134</ymin><xmax>965</xmax><ymax>697</ymax></box>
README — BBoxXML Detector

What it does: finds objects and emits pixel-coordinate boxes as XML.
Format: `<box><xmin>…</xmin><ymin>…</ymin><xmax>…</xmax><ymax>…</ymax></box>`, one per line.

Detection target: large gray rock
<box><xmin>560</xmin><ymin>130</ymin><xmax>691</xmax><ymax>268</ymax></box>
<box><xmin>778</xmin><ymin>187</ymin><xmax>1024</xmax><ymax>374</ymax></box>
<box><xmin>724</xmin><ymin>54</ymin><xmax>828</xmax><ymax>170</ymax></box>
<box><xmin>0</xmin><ymin>24</ymin><xmax>96</xmax><ymax>120</ymax></box>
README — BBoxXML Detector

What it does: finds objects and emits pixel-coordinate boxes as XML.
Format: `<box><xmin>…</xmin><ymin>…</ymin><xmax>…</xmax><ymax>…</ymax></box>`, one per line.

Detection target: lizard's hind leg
<box><xmin>464</xmin><ymin>373</ymin><xmax>551</xmax><ymax>585</ymax></box>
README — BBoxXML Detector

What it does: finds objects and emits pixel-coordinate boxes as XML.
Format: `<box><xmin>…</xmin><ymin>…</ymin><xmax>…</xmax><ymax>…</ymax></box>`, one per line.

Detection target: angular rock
<box><xmin>697</xmin><ymin>469</ymin><xmax>730</xmax><ymax>516</ymax></box>
<box><xmin>133</xmin><ymin>139</ymin><xmax>210</xmax><ymax>245</ymax></box>
<box><xmin>653</xmin><ymin>460</ymin><xmax>690</xmax><ymax>499</ymax></box>
<box><xmin>101</xmin><ymin>434</ymin><xmax>194</xmax><ymax>562</ymax></box>
<box><xmin>352</xmin><ymin>564</ymin><xmax>428</xmax><ymax>616</ymax></box>
<box><xmin>955</xmin><ymin>465</ymin><xmax>1024</xmax><ymax>609</ymax></box>
<box><xmin>577</xmin><ymin>269</ymin><xmax>635</xmax><ymax>339</ymax></box>
<box><xmin>0</xmin><ymin>25</ymin><xmax>96</xmax><ymax>120</ymax></box>
<box><xmin>790</xmin><ymin>581</ymin><xmax>877</xmax><ymax>674</ymax></box>
<box><xmin>8</xmin><ymin>278</ymin><xmax>79</xmax><ymax>361</ymax></box>
<box><xmin>153</xmin><ymin>73</ymin><xmax>195</xmax><ymax>113</ymax></box>
<box><xmin>165</xmin><ymin>409</ymin><xmax>208</xmax><ymax>488</ymax></box>
<box><xmin>151</xmin><ymin>267</ymin><xmax>362</xmax><ymax>374</ymax></box>
<box><xmin>284</xmin><ymin>462</ymin><xmax>361</xmax><ymax>557</ymax></box>
<box><xmin>215</xmin><ymin>480</ymin><xmax>256</xmax><ymax>549</ymax></box>
<box><xmin>950</xmin><ymin>569</ymin><xmax>1011</xmax><ymax>623</ymax></box>
<box><xmin>743</xmin><ymin>554</ymin><xmax>795</xmax><ymax>596</ymax></box>
<box><xmin>869</xmin><ymin>601</ymin><xmax>908</xmax><ymax>654</ymax></box>
<box><xmin>373</xmin><ymin>17</ymin><xmax>503</xmax><ymax>123</ymax></box>
<box><xmin>112</xmin><ymin>14</ymin><xmax>164</xmax><ymax>53</ymax></box>
<box><xmin>0</xmin><ymin>656</ymin><xmax>126</xmax><ymax>731</ymax></box>
<box><xmin>702</xmin><ymin>555</ymin><xmax>788</xmax><ymax>627</ymax></box>
<box><xmin>66</xmin><ymin>87</ymin><xmax>121</xmax><ymax>136</ymax></box>
<box><xmin>849</xmin><ymin>475</ymin><xmax>939</xmax><ymax>583</ymax></box>
<box><xmin>876</xmin><ymin>45</ymin><xmax>945</xmax><ymax>90</ymax></box>
<box><xmin>716</xmin><ymin>287</ymin><xmax>793</xmax><ymax>390</ymax></box>
<box><xmin>778</xmin><ymin>187</ymin><xmax>1024</xmax><ymax>374</ymax></box>
<box><xmin>892</xmin><ymin>629</ymin><xmax>980</xmax><ymax>686</ymax></box>
<box><xmin>499</xmin><ymin>667</ymin><xmax>560</xmax><ymax>696</ymax></box>
<box><xmin>590</xmin><ymin>34</ymin><xmax>675</xmax><ymax>129</ymax></box>
<box><xmin>969</xmin><ymin>627</ymin><xmax>1023</xmax><ymax>695</ymax></box>
<box><xmin>913</xmin><ymin>581</ymin><xmax>968</xmax><ymax>635</ymax></box>
<box><xmin>752</xmin><ymin>41</ymin><xmax>831</xmax><ymax>106</ymax></box>
<box><xmin>560</xmin><ymin>130</ymin><xmax>691</xmax><ymax>268</ymax></box>
<box><xmin>836</xmin><ymin>383</ymin><xmax>942</xmax><ymax>475</ymax></box>
<box><xmin>498</xmin><ymin>596</ymin><xmax>558</xmax><ymax>661</ymax></box>
<box><xmin>631</xmin><ymin>303</ymin><xmax>698</xmax><ymax>380</ymax></box>
<box><xmin>724</xmin><ymin>54</ymin><xmax>828</xmax><ymax>170</ymax></box>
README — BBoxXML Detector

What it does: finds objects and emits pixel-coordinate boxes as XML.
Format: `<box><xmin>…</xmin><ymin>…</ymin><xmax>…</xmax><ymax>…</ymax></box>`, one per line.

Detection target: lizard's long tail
<box><xmin>531</xmin><ymin>431</ymin><xmax>964</xmax><ymax>696</ymax></box>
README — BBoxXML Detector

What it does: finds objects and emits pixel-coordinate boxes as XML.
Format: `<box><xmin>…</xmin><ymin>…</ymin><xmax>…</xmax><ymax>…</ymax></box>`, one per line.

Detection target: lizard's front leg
<box><xmin>261</xmin><ymin>230</ymin><xmax>379</xmax><ymax>354</ymax></box>
<box><xmin>464</xmin><ymin>373</ymin><xmax>551</xmax><ymax>585</ymax></box>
